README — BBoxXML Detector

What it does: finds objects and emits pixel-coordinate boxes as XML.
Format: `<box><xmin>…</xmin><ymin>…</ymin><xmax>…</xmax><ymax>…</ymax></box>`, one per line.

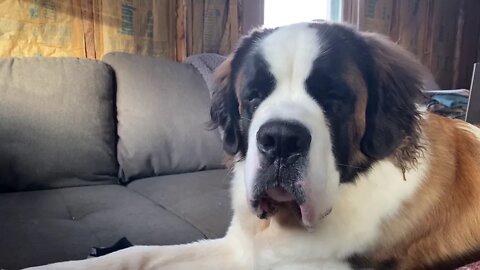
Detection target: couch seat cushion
<box><xmin>0</xmin><ymin>185</ymin><xmax>204</xmax><ymax>269</ymax></box>
<box><xmin>128</xmin><ymin>169</ymin><xmax>232</xmax><ymax>239</ymax></box>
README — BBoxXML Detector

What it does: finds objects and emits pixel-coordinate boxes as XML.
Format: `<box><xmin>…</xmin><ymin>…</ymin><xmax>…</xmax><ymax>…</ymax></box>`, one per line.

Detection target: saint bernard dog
<box><xmin>28</xmin><ymin>22</ymin><xmax>480</xmax><ymax>270</ymax></box>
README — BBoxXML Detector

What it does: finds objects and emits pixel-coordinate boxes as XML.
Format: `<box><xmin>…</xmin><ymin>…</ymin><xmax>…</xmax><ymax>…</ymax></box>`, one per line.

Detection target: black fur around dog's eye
<box><xmin>326</xmin><ymin>91</ymin><xmax>344</xmax><ymax>101</ymax></box>
<box><xmin>239</xmin><ymin>53</ymin><xmax>276</xmax><ymax>118</ymax></box>
<box><xmin>305</xmin><ymin>69</ymin><xmax>355</xmax><ymax>119</ymax></box>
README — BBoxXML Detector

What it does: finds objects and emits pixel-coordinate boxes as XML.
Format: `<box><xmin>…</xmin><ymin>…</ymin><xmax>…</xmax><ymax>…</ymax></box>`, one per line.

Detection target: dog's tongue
<box><xmin>298</xmin><ymin>196</ymin><xmax>332</xmax><ymax>230</ymax></box>
<box><xmin>299</xmin><ymin>203</ymin><xmax>315</xmax><ymax>229</ymax></box>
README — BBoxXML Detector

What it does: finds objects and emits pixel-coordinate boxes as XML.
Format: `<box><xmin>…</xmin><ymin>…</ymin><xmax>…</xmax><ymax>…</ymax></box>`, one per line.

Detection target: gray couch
<box><xmin>0</xmin><ymin>53</ymin><xmax>232</xmax><ymax>269</ymax></box>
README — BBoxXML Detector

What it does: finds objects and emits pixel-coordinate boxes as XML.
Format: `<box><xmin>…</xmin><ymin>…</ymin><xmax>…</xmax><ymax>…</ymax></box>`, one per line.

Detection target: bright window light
<box><xmin>264</xmin><ymin>0</ymin><xmax>333</xmax><ymax>28</ymax></box>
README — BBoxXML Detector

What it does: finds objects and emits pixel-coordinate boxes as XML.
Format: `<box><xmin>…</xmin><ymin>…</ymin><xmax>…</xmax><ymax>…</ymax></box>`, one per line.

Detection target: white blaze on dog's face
<box><xmin>210</xmin><ymin>22</ymin><xmax>424</xmax><ymax>229</ymax></box>
<box><xmin>244</xmin><ymin>24</ymin><xmax>338</xmax><ymax>228</ymax></box>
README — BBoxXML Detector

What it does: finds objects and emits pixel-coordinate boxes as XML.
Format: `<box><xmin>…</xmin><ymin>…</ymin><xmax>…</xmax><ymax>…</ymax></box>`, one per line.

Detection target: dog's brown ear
<box><xmin>209</xmin><ymin>55</ymin><xmax>241</xmax><ymax>155</ymax></box>
<box><xmin>360</xmin><ymin>33</ymin><xmax>426</xmax><ymax>159</ymax></box>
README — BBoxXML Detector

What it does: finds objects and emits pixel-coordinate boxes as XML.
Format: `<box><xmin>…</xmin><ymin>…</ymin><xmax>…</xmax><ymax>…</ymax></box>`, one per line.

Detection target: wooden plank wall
<box><xmin>88</xmin><ymin>0</ymin><xmax>241</xmax><ymax>60</ymax></box>
<box><xmin>80</xmin><ymin>0</ymin><xmax>96</xmax><ymax>58</ymax></box>
<box><xmin>342</xmin><ymin>0</ymin><xmax>359</xmax><ymax>25</ymax></box>
<box><xmin>240</xmin><ymin>0</ymin><xmax>264</xmax><ymax>35</ymax></box>
<box><xmin>85</xmin><ymin>0</ymin><xmax>242</xmax><ymax>59</ymax></box>
<box><xmin>0</xmin><ymin>0</ymin><xmax>241</xmax><ymax>61</ymax></box>
<box><xmin>348</xmin><ymin>0</ymin><xmax>480</xmax><ymax>89</ymax></box>
<box><xmin>185</xmin><ymin>0</ymin><xmax>241</xmax><ymax>58</ymax></box>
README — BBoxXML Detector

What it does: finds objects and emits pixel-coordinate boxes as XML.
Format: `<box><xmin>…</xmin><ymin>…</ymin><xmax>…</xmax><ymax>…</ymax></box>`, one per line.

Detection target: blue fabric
<box><xmin>431</xmin><ymin>94</ymin><xmax>469</xmax><ymax>108</ymax></box>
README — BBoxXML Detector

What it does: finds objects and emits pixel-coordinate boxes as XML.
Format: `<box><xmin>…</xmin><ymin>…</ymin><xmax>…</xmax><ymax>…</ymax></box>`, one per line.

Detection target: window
<box><xmin>263</xmin><ymin>0</ymin><xmax>342</xmax><ymax>28</ymax></box>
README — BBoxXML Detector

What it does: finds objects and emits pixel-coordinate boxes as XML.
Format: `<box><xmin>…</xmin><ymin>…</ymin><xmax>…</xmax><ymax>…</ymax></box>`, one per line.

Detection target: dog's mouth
<box><xmin>253</xmin><ymin>186</ymin><xmax>296</xmax><ymax>219</ymax></box>
<box><xmin>249</xmin><ymin>156</ymin><xmax>332</xmax><ymax>229</ymax></box>
<box><xmin>251</xmin><ymin>185</ymin><xmax>328</xmax><ymax>229</ymax></box>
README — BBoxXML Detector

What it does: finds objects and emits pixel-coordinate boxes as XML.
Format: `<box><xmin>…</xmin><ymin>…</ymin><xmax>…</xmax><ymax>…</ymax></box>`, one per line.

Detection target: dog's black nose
<box><xmin>257</xmin><ymin>120</ymin><xmax>311</xmax><ymax>160</ymax></box>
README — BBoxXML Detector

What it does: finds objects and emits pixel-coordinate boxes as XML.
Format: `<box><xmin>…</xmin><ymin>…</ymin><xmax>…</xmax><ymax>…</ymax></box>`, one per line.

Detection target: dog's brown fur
<box><xmin>367</xmin><ymin>114</ymin><xmax>480</xmax><ymax>269</ymax></box>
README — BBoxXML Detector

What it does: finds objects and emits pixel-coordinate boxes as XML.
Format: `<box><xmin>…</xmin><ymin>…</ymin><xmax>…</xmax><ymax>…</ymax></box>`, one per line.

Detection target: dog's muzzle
<box><xmin>251</xmin><ymin>120</ymin><xmax>319</xmax><ymax>227</ymax></box>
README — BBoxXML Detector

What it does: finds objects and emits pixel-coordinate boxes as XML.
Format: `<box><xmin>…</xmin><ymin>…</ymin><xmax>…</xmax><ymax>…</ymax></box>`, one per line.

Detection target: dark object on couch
<box><xmin>89</xmin><ymin>237</ymin><xmax>133</xmax><ymax>258</ymax></box>
<box><xmin>0</xmin><ymin>53</ymin><xmax>232</xmax><ymax>269</ymax></box>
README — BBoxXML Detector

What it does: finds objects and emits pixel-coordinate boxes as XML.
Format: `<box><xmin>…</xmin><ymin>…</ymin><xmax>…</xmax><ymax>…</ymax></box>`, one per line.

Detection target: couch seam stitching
<box><xmin>57</xmin><ymin>189</ymin><xmax>102</xmax><ymax>246</ymax></box>
<box><xmin>126</xmin><ymin>187</ymin><xmax>209</xmax><ymax>239</ymax></box>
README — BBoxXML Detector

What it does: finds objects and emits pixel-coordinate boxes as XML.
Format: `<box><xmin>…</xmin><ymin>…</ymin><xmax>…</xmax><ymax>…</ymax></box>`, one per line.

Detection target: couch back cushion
<box><xmin>103</xmin><ymin>53</ymin><xmax>223</xmax><ymax>183</ymax></box>
<box><xmin>0</xmin><ymin>58</ymin><xmax>118</xmax><ymax>192</ymax></box>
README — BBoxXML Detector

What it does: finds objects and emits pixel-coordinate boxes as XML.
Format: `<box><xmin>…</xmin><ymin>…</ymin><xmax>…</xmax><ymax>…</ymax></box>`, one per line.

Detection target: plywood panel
<box><xmin>342</xmin><ymin>0</ymin><xmax>355</xmax><ymax>25</ymax></box>
<box><xmin>219</xmin><ymin>0</ymin><xmax>239</xmax><ymax>55</ymax></box>
<box><xmin>349</xmin><ymin>0</ymin><xmax>480</xmax><ymax>89</ymax></box>
<box><xmin>0</xmin><ymin>0</ymin><xmax>85</xmax><ymax>57</ymax></box>
<box><xmin>358</xmin><ymin>0</ymin><xmax>394</xmax><ymax>36</ymax></box>
<box><xmin>176</xmin><ymin>0</ymin><xmax>186</xmax><ymax>61</ymax></box>
<box><xmin>93</xmin><ymin>0</ymin><xmax>176</xmax><ymax>59</ymax></box>
<box><xmin>81</xmin><ymin>0</ymin><xmax>95</xmax><ymax>58</ymax></box>
<box><xmin>428</xmin><ymin>0</ymin><xmax>460</xmax><ymax>89</ymax></box>
<box><xmin>0</xmin><ymin>0</ymin><xmax>243</xmax><ymax>60</ymax></box>
<box><xmin>395</xmin><ymin>0</ymin><xmax>430</xmax><ymax>57</ymax></box>
<box><xmin>452</xmin><ymin>0</ymin><xmax>480</xmax><ymax>89</ymax></box>
<box><xmin>203</xmin><ymin>0</ymin><xmax>228</xmax><ymax>53</ymax></box>
<box><xmin>186</xmin><ymin>0</ymin><xmax>240</xmax><ymax>56</ymax></box>
<box><xmin>186</xmin><ymin>0</ymin><xmax>204</xmax><ymax>55</ymax></box>
<box><xmin>240</xmin><ymin>0</ymin><xmax>263</xmax><ymax>34</ymax></box>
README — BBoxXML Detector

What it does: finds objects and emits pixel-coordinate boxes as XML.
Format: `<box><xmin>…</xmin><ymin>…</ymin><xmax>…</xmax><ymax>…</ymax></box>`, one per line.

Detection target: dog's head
<box><xmin>210</xmin><ymin>22</ymin><xmax>426</xmax><ymax>228</ymax></box>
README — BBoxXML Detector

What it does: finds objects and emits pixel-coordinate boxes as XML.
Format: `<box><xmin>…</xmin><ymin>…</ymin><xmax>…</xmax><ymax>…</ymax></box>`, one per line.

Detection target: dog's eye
<box><xmin>246</xmin><ymin>90</ymin><xmax>259</xmax><ymax>102</ymax></box>
<box><xmin>326</xmin><ymin>100</ymin><xmax>342</xmax><ymax>112</ymax></box>
<box><xmin>324</xmin><ymin>92</ymin><xmax>348</xmax><ymax>116</ymax></box>
<box><xmin>244</xmin><ymin>90</ymin><xmax>262</xmax><ymax>114</ymax></box>
<box><xmin>250</xmin><ymin>98</ymin><xmax>261</xmax><ymax>111</ymax></box>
